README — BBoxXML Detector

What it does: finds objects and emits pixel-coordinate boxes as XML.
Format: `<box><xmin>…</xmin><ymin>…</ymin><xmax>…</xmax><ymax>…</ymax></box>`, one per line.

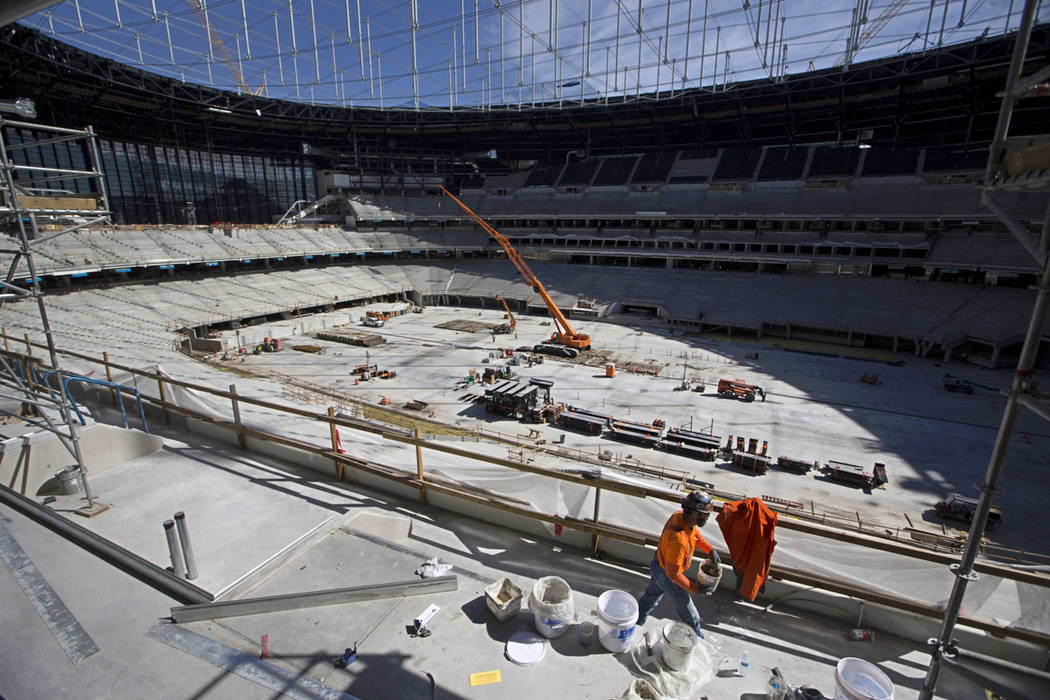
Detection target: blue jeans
<box><xmin>636</xmin><ymin>555</ymin><xmax>704</xmax><ymax>639</ymax></box>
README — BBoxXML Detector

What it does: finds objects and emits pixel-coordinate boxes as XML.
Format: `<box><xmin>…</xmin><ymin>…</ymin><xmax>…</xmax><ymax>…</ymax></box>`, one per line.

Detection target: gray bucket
<box><xmin>54</xmin><ymin>466</ymin><xmax>81</xmax><ymax>495</ymax></box>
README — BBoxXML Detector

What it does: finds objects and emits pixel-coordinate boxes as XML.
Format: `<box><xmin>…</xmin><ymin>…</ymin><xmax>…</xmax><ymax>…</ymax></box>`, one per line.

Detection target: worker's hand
<box><xmin>687</xmin><ymin>579</ymin><xmax>701</xmax><ymax>595</ymax></box>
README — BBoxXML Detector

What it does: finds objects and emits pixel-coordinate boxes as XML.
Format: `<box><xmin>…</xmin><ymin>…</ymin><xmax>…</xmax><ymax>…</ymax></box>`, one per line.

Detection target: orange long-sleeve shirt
<box><xmin>656</xmin><ymin>510</ymin><xmax>714</xmax><ymax>594</ymax></box>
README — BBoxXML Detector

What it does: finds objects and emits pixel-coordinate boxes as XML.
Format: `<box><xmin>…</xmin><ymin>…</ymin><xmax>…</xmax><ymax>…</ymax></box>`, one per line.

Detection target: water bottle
<box><xmin>767</xmin><ymin>667</ymin><xmax>786</xmax><ymax>699</ymax></box>
<box><xmin>739</xmin><ymin>649</ymin><xmax>751</xmax><ymax>677</ymax></box>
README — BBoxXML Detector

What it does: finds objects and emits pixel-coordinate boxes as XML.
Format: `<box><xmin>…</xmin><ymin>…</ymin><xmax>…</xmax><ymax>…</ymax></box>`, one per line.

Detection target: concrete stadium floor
<box><xmin>220</xmin><ymin>304</ymin><xmax>1047</xmax><ymax>554</ymax></box>
<box><xmin>0</xmin><ymin>424</ymin><xmax>988</xmax><ymax>700</ymax></box>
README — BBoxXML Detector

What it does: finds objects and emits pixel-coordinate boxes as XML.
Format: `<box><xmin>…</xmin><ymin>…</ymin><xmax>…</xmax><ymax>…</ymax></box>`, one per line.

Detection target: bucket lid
<box><xmin>836</xmin><ymin>657</ymin><xmax>893</xmax><ymax>700</ymax></box>
<box><xmin>506</xmin><ymin>631</ymin><xmax>547</xmax><ymax>667</ymax></box>
<box><xmin>597</xmin><ymin>589</ymin><xmax>638</xmax><ymax>623</ymax></box>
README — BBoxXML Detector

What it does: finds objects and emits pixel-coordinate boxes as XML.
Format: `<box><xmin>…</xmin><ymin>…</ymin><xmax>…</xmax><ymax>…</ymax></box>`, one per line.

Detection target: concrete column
<box><xmin>943</xmin><ymin>347</ymin><xmax>952</xmax><ymax>363</ymax></box>
<box><xmin>785</xmin><ymin>324</ymin><xmax>791</xmax><ymax>340</ymax></box>
<box><xmin>892</xmin><ymin>336</ymin><xmax>899</xmax><ymax>353</ymax></box>
<box><xmin>991</xmin><ymin>344</ymin><xmax>1001</xmax><ymax>366</ymax></box>
<box><xmin>666</xmin><ymin>257</ymin><xmax>673</xmax><ymax>269</ymax></box>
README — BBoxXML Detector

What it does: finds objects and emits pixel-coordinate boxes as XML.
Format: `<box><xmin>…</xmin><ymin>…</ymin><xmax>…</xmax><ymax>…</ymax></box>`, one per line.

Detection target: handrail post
<box><xmin>415</xmin><ymin>427</ymin><xmax>427</xmax><ymax>504</ymax></box>
<box><xmin>230</xmin><ymin>384</ymin><xmax>246</xmax><ymax>449</ymax></box>
<box><xmin>102</xmin><ymin>351</ymin><xmax>116</xmax><ymax>405</ymax></box>
<box><xmin>329</xmin><ymin>406</ymin><xmax>342</xmax><ymax>479</ymax></box>
<box><xmin>591</xmin><ymin>487</ymin><xmax>602</xmax><ymax>556</ymax></box>
<box><xmin>157</xmin><ymin>375</ymin><xmax>169</xmax><ymax>423</ymax></box>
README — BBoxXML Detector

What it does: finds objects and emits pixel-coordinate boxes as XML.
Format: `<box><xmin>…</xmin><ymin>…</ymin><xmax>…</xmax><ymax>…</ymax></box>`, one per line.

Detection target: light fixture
<box><xmin>206</xmin><ymin>106</ymin><xmax>232</xmax><ymax>114</ymax></box>
<box><xmin>0</xmin><ymin>98</ymin><xmax>37</xmax><ymax>118</ymax></box>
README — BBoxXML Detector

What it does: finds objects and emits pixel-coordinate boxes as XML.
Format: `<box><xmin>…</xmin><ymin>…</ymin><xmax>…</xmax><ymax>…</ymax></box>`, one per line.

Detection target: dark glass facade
<box><xmin>4</xmin><ymin>126</ymin><xmax>317</xmax><ymax>225</ymax></box>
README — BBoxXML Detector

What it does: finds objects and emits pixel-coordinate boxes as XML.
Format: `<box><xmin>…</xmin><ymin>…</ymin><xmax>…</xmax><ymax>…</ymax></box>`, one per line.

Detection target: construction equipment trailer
<box><xmin>717</xmin><ymin>378</ymin><xmax>766</xmax><ymax>402</ymax></box>
<box><xmin>439</xmin><ymin>186</ymin><xmax>590</xmax><ymax>354</ymax></box>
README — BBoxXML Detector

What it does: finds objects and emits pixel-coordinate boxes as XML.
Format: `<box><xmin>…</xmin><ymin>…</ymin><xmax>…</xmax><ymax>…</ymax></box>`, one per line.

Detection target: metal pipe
<box><xmin>241</xmin><ymin>0</ymin><xmax>251</xmax><ymax>58</ymax></box>
<box><xmin>920</xmin><ymin>9</ymin><xmax>1043</xmax><ymax>697</ymax></box>
<box><xmin>518</xmin><ymin>0</ymin><xmax>523</xmax><ymax>106</ymax></box>
<box><xmin>164</xmin><ymin>519</ymin><xmax>187</xmax><ymax>579</ymax></box>
<box><xmin>165</xmin><ymin>12</ymin><xmax>174</xmax><ymax>64</ymax></box>
<box><xmin>202</xmin><ymin>0</ymin><xmax>213</xmax><ymax>65</ymax></box>
<box><xmin>499</xmin><ymin>3</ymin><xmax>505</xmax><ymax>103</ymax></box>
<box><xmin>762</xmin><ymin>0</ymin><xmax>773</xmax><ymax>67</ymax></box>
<box><xmin>309</xmin><ymin>0</ymin><xmax>320</xmax><ymax>82</ymax></box>
<box><xmin>356</xmin><ymin>0</ymin><xmax>363</xmax><ymax>76</ymax></box>
<box><xmin>410</xmin><ymin>0</ymin><xmax>419</xmax><ymax>109</ymax></box>
<box><xmin>663</xmin><ymin>0</ymin><xmax>671</xmax><ymax>62</ymax></box>
<box><xmin>174</xmin><ymin>511</ymin><xmax>198</xmax><ymax>580</ymax></box>
<box><xmin>684</xmin><ymin>0</ymin><xmax>694</xmax><ymax>80</ymax></box>
<box><xmin>586</xmin><ymin>0</ymin><xmax>592</xmax><ymax>75</ymax></box>
<box><xmin>274</xmin><ymin>12</ymin><xmax>284</xmax><ymax>85</ymax></box>
<box><xmin>636</xmin><ymin>4</ymin><xmax>643</xmax><ymax>96</ymax></box>
<box><xmin>700</xmin><ymin>0</ymin><xmax>708</xmax><ymax>87</ymax></box>
<box><xmin>366</xmin><ymin>19</ymin><xmax>374</xmax><ymax>99</ymax></box>
<box><xmin>614</xmin><ymin>1</ymin><xmax>621</xmax><ymax>89</ymax></box>
<box><xmin>0</xmin><ymin>485</ymin><xmax>210</xmax><ymax>604</ymax></box>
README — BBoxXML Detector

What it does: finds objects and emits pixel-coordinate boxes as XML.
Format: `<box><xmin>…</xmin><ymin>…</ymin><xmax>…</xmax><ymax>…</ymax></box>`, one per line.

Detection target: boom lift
<box><xmin>494</xmin><ymin>295</ymin><xmax>516</xmax><ymax>334</ymax></box>
<box><xmin>439</xmin><ymin>186</ymin><xmax>590</xmax><ymax>351</ymax></box>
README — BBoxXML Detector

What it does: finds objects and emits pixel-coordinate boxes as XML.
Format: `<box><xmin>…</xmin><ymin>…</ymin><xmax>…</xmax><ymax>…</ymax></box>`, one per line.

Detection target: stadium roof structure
<box><xmin>7</xmin><ymin>1</ymin><xmax>1046</xmax><ymax>110</ymax></box>
<box><xmin>1</xmin><ymin>21</ymin><xmax>1049</xmax><ymax>164</ymax></box>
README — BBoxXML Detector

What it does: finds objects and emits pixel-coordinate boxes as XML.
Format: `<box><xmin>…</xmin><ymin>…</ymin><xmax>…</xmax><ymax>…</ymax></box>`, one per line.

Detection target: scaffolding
<box><xmin>0</xmin><ymin>117</ymin><xmax>111</xmax><ymax>515</ymax></box>
<box><xmin>921</xmin><ymin>1</ymin><xmax>1050</xmax><ymax>697</ymax></box>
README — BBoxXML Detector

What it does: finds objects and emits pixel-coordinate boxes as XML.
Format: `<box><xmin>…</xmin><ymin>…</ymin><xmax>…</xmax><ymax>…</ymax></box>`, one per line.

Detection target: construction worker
<box><xmin>636</xmin><ymin>490</ymin><xmax>716</xmax><ymax>638</ymax></box>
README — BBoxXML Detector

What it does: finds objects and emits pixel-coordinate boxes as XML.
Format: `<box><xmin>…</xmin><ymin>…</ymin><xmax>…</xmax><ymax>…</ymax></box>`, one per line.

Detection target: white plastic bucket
<box><xmin>834</xmin><ymin>657</ymin><xmax>894</xmax><ymax>700</ymax></box>
<box><xmin>529</xmin><ymin>576</ymin><xmax>574</xmax><ymax>638</ymax></box>
<box><xmin>658</xmin><ymin>622</ymin><xmax>698</xmax><ymax>671</ymax></box>
<box><xmin>596</xmin><ymin>589</ymin><xmax>638</xmax><ymax>652</ymax></box>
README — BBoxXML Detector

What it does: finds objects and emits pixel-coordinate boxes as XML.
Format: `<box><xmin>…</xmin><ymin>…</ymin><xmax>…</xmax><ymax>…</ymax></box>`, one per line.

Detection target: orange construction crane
<box><xmin>494</xmin><ymin>295</ymin><xmax>516</xmax><ymax>333</ymax></box>
<box><xmin>440</xmin><ymin>186</ymin><xmax>590</xmax><ymax>350</ymax></box>
<box><xmin>185</xmin><ymin>0</ymin><xmax>251</xmax><ymax>95</ymax></box>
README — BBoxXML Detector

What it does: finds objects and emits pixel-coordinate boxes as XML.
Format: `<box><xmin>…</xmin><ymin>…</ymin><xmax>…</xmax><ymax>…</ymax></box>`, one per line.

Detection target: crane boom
<box><xmin>185</xmin><ymin>0</ymin><xmax>251</xmax><ymax>94</ymax></box>
<box><xmin>495</xmin><ymin>295</ymin><xmax>516</xmax><ymax>331</ymax></box>
<box><xmin>834</xmin><ymin>0</ymin><xmax>908</xmax><ymax>67</ymax></box>
<box><xmin>440</xmin><ymin>186</ymin><xmax>590</xmax><ymax>350</ymax></box>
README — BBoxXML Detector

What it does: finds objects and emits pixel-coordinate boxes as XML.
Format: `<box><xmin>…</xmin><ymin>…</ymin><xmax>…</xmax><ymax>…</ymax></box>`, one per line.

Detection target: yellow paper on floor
<box><xmin>469</xmin><ymin>670</ymin><xmax>502</xmax><ymax>686</ymax></box>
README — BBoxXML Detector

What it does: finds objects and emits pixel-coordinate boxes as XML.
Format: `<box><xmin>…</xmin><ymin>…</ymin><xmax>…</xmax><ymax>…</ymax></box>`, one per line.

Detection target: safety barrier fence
<box><xmin>2</xmin><ymin>333</ymin><xmax>1049</xmax><ymax>647</ymax></box>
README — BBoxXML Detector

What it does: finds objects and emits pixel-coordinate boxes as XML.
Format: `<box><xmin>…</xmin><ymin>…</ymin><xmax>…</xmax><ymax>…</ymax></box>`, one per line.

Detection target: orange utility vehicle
<box><xmin>717</xmin><ymin>378</ymin><xmax>766</xmax><ymax>402</ymax></box>
<box><xmin>440</xmin><ymin>186</ymin><xmax>590</xmax><ymax>354</ymax></box>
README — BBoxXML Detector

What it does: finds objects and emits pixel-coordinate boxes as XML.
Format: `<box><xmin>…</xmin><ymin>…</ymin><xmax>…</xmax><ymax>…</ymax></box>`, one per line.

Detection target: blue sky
<box><xmin>20</xmin><ymin>1</ymin><xmax>1038</xmax><ymax>109</ymax></box>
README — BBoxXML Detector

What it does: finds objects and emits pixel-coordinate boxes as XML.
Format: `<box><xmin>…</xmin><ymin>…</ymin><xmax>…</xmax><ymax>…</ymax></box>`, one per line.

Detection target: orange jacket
<box><xmin>657</xmin><ymin>510</ymin><xmax>714</xmax><ymax>593</ymax></box>
<box><xmin>716</xmin><ymin>498</ymin><xmax>777</xmax><ymax>602</ymax></box>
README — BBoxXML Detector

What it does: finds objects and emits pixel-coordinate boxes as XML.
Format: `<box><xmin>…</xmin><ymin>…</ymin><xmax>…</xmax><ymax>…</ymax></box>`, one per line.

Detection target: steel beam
<box><xmin>170</xmin><ymin>575</ymin><xmax>457</xmax><ymax>623</ymax></box>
